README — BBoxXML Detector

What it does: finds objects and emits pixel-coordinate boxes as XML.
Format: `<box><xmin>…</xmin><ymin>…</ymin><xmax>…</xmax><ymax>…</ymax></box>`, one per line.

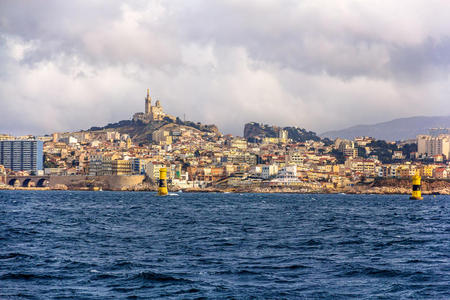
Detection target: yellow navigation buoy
<box><xmin>158</xmin><ymin>167</ymin><xmax>168</xmax><ymax>196</ymax></box>
<box><xmin>410</xmin><ymin>173</ymin><xmax>423</xmax><ymax>200</ymax></box>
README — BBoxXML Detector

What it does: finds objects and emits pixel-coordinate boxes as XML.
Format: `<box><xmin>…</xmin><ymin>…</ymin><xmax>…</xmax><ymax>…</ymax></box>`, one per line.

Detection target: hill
<box><xmin>88</xmin><ymin>117</ymin><xmax>219</xmax><ymax>144</ymax></box>
<box><xmin>320</xmin><ymin>116</ymin><xmax>450</xmax><ymax>141</ymax></box>
<box><xmin>244</xmin><ymin>122</ymin><xmax>321</xmax><ymax>142</ymax></box>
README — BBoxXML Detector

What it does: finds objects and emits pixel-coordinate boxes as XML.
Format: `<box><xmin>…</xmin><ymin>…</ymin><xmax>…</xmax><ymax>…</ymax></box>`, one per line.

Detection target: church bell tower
<box><xmin>145</xmin><ymin>89</ymin><xmax>151</xmax><ymax>115</ymax></box>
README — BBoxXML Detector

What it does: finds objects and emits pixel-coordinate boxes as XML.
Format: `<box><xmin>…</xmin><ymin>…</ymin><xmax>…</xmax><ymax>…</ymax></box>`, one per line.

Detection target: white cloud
<box><xmin>0</xmin><ymin>0</ymin><xmax>449</xmax><ymax>136</ymax></box>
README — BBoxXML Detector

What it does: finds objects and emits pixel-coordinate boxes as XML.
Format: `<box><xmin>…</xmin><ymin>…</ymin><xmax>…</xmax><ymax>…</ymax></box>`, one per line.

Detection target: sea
<box><xmin>0</xmin><ymin>191</ymin><xmax>449</xmax><ymax>299</ymax></box>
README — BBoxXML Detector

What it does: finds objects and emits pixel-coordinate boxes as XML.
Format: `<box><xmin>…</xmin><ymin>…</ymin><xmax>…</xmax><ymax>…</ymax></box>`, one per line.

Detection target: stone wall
<box><xmin>49</xmin><ymin>175</ymin><xmax>145</xmax><ymax>191</ymax></box>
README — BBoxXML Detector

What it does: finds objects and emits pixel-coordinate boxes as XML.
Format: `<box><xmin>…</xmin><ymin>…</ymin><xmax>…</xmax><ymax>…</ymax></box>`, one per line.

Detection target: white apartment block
<box><xmin>262</xmin><ymin>164</ymin><xmax>279</xmax><ymax>179</ymax></box>
<box><xmin>417</xmin><ymin>135</ymin><xmax>450</xmax><ymax>159</ymax></box>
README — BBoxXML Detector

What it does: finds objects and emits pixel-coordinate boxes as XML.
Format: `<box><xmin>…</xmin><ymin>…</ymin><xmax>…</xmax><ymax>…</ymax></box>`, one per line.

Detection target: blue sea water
<box><xmin>0</xmin><ymin>191</ymin><xmax>449</xmax><ymax>299</ymax></box>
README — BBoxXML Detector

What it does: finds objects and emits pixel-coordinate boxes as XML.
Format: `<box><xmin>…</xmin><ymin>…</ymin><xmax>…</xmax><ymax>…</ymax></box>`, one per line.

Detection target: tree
<box><xmin>357</xmin><ymin>146</ymin><xmax>367</xmax><ymax>158</ymax></box>
<box><xmin>331</xmin><ymin>149</ymin><xmax>345</xmax><ymax>164</ymax></box>
<box><xmin>401</xmin><ymin>143</ymin><xmax>418</xmax><ymax>160</ymax></box>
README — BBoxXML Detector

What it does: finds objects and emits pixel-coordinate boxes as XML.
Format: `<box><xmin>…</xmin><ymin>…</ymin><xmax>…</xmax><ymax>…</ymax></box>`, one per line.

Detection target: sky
<box><xmin>1</xmin><ymin>0</ymin><xmax>450</xmax><ymax>136</ymax></box>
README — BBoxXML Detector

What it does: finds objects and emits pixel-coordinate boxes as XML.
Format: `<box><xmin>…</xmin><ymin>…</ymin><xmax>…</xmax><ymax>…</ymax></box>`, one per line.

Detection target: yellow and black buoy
<box><xmin>410</xmin><ymin>173</ymin><xmax>423</xmax><ymax>200</ymax></box>
<box><xmin>158</xmin><ymin>167</ymin><xmax>168</xmax><ymax>196</ymax></box>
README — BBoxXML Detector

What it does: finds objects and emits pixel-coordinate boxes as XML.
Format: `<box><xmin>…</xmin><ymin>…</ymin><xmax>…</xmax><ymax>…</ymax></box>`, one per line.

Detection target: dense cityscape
<box><xmin>1</xmin><ymin>2</ymin><xmax>449</xmax><ymax>298</ymax></box>
<box><xmin>0</xmin><ymin>90</ymin><xmax>449</xmax><ymax>194</ymax></box>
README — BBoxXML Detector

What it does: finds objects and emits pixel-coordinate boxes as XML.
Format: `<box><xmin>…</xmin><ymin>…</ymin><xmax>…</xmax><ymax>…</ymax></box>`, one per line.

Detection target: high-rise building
<box><xmin>0</xmin><ymin>140</ymin><xmax>43</xmax><ymax>172</ymax></box>
<box><xmin>417</xmin><ymin>134</ymin><xmax>450</xmax><ymax>159</ymax></box>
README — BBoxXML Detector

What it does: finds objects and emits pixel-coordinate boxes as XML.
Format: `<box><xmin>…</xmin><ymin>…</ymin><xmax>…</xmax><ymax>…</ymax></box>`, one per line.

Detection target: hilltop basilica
<box><xmin>133</xmin><ymin>89</ymin><xmax>175</xmax><ymax>123</ymax></box>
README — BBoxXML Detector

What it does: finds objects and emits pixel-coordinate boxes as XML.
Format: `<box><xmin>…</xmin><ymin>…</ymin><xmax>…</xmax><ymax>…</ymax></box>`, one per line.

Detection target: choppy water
<box><xmin>0</xmin><ymin>191</ymin><xmax>449</xmax><ymax>299</ymax></box>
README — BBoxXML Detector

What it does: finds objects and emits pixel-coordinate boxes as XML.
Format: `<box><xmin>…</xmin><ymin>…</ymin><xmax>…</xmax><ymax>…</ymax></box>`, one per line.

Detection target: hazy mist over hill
<box><xmin>320</xmin><ymin>116</ymin><xmax>450</xmax><ymax>141</ymax></box>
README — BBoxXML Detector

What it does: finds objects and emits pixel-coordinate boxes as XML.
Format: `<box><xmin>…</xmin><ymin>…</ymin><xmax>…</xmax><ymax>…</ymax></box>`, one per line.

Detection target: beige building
<box><xmin>278</xmin><ymin>129</ymin><xmax>288</xmax><ymax>143</ymax></box>
<box><xmin>289</xmin><ymin>151</ymin><xmax>306</xmax><ymax>165</ymax></box>
<box><xmin>112</xmin><ymin>160</ymin><xmax>132</xmax><ymax>175</ymax></box>
<box><xmin>345</xmin><ymin>158</ymin><xmax>377</xmax><ymax>177</ymax></box>
<box><xmin>106</xmin><ymin>131</ymin><xmax>121</xmax><ymax>141</ymax></box>
<box><xmin>152</xmin><ymin>129</ymin><xmax>172</xmax><ymax>145</ymax></box>
<box><xmin>146</xmin><ymin>162</ymin><xmax>165</xmax><ymax>180</ymax></box>
<box><xmin>88</xmin><ymin>153</ymin><xmax>121</xmax><ymax>176</ymax></box>
<box><xmin>0</xmin><ymin>164</ymin><xmax>6</xmax><ymax>184</ymax></box>
<box><xmin>230</xmin><ymin>138</ymin><xmax>248</xmax><ymax>150</ymax></box>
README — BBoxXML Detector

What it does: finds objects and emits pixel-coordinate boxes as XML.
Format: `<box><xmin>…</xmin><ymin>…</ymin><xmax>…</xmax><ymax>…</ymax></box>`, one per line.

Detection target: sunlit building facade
<box><xmin>0</xmin><ymin>140</ymin><xmax>43</xmax><ymax>172</ymax></box>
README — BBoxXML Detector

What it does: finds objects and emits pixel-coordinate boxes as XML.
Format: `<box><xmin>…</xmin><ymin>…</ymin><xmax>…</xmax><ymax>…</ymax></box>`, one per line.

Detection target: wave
<box><xmin>91</xmin><ymin>273</ymin><xmax>120</xmax><ymax>280</ymax></box>
<box><xmin>236</xmin><ymin>269</ymin><xmax>259</xmax><ymax>275</ymax></box>
<box><xmin>342</xmin><ymin>265</ymin><xmax>426</xmax><ymax>278</ymax></box>
<box><xmin>373</xmin><ymin>238</ymin><xmax>431</xmax><ymax>248</ymax></box>
<box><xmin>63</xmin><ymin>260</ymin><xmax>97</xmax><ymax>270</ymax></box>
<box><xmin>209</xmin><ymin>269</ymin><xmax>260</xmax><ymax>276</ymax></box>
<box><xmin>172</xmin><ymin>288</ymin><xmax>200</xmax><ymax>294</ymax></box>
<box><xmin>111</xmin><ymin>261</ymin><xmax>136</xmax><ymax>270</ymax></box>
<box><xmin>7</xmin><ymin>228</ymin><xmax>39</xmax><ymax>236</ymax></box>
<box><xmin>0</xmin><ymin>273</ymin><xmax>68</xmax><ymax>280</ymax></box>
<box><xmin>305</xmin><ymin>239</ymin><xmax>322</xmax><ymax>246</ymax></box>
<box><xmin>246</xmin><ymin>264</ymin><xmax>310</xmax><ymax>270</ymax></box>
<box><xmin>338</xmin><ymin>239</ymin><xmax>365</xmax><ymax>245</ymax></box>
<box><xmin>129</xmin><ymin>205</ymin><xmax>142</xmax><ymax>210</ymax></box>
<box><xmin>131</xmin><ymin>271</ymin><xmax>191</xmax><ymax>283</ymax></box>
<box><xmin>285</xmin><ymin>264</ymin><xmax>310</xmax><ymax>270</ymax></box>
<box><xmin>0</xmin><ymin>252</ymin><xmax>32</xmax><ymax>260</ymax></box>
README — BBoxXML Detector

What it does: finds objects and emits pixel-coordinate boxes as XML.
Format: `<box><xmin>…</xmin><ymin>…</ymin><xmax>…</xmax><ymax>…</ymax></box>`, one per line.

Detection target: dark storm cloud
<box><xmin>0</xmin><ymin>0</ymin><xmax>449</xmax><ymax>136</ymax></box>
<box><xmin>176</xmin><ymin>0</ymin><xmax>450</xmax><ymax>80</ymax></box>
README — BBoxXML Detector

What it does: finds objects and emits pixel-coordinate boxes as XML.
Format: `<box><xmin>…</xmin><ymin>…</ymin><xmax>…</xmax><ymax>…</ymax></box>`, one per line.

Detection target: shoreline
<box><xmin>1</xmin><ymin>185</ymin><xmax>448</xmax><ymax>195</ymax></box>
<box><xmin>2</xmin><ymin>176</ymin><xmax>449</xmax><ymax>194</ymax></box>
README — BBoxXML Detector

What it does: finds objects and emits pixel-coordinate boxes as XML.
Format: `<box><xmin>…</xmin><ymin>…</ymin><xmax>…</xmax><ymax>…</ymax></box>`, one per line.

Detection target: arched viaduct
<box><xmin>6</xmin><ymin>176</ymin><xmax>50</xmax><ymax>188</ymax></box>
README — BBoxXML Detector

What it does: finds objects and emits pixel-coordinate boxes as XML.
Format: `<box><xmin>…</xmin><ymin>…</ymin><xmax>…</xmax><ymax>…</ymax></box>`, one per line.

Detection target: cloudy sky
<box><xmin>1</xmin><ymin>0</ymin><xmax>449</xmax><ymax>136</ymax></box>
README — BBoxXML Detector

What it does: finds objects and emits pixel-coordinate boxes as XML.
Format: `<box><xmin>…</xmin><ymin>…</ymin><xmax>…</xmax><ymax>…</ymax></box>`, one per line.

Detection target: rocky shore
<box><xmin>1</xmin><ymin>178</ymin><xmax>449</xmax><ymax>195</ymax></box>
